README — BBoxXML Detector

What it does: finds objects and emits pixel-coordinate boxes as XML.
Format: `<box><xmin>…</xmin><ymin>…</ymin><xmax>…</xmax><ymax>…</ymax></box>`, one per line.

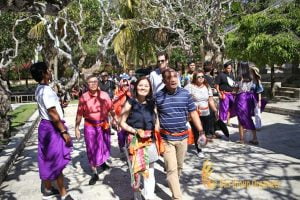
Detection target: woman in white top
<box><xmin>184</xmin><ymin>69</ymin><xmax>218</xmax><ymax>157</ymax></box>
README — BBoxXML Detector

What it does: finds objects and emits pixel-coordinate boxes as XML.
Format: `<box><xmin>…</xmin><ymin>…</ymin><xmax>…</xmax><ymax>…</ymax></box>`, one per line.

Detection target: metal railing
<box><xmin>10</xmin><ymin>95</ymin><xmax>35</xmax><ymax>103</ymax></box>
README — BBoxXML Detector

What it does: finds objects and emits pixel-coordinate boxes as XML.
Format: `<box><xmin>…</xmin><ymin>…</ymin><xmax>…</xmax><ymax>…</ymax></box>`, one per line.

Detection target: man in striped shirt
<box><xmin>155</xmin><ymin>68</ymin><xmax>205</xmax><ymax>200</ymax></box>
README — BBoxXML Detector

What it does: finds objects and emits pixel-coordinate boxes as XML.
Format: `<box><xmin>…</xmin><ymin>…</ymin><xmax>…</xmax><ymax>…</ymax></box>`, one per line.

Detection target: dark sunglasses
<box><xmin>158</xmin><ymin>60</ymin><xmax>165</xmax><ymax>63</ymax></box>
<box><xmin>197</xmin><ymin>75</ymin><xmax>204</xmax><ymax>79</ymax></box>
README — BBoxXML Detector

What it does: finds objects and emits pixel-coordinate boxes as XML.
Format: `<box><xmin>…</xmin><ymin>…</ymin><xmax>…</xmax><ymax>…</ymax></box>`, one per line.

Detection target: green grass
<box><xmin>8</xmin><ymin>104</ymin><xmax>37</xmax><ymax>131</ymax></box>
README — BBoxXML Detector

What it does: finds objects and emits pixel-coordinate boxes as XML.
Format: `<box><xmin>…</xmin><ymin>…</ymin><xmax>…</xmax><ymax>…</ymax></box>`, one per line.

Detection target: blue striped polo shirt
<box><xmin>155</xmin><ymin>87</ymin><xmax>196</xmax><ymax>141</ymax></box>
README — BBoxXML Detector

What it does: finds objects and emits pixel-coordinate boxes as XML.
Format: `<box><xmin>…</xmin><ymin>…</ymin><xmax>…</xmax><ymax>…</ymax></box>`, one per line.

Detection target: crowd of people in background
<box><xmin>30</xmin><ymin>51</ymin><xmax>266</xmax><ymax>200</ymax></box>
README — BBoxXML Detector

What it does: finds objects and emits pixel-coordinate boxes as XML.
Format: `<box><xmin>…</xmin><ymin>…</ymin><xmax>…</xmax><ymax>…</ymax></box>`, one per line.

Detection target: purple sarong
<box><xmin>234</xmin><ymin>92</ymin><xmax>256</xmax><ymax>130</ymax></box>
<box><xmin>219</xmin><ymin>93</ymin><xmax>235</xmax><ymax>121</ymax></box>
<box><xmin>38</xmin><ymin>119</ymin><xmax>72</xmax><ymax>180</ymax></box>
<box><xmin>117</xmin><ymin>129</ymin><xmax>128</xmax><ymax>150</ymax></box>
<box><xmin>84</xmin><ymin>122</ymin><xmax>111</xmax><ymax>167</ymax></box>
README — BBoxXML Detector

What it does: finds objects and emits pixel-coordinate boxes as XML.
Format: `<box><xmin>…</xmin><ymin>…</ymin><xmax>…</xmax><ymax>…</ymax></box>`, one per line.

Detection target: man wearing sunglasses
<box><xmin>150</xmin><ymin>52</ymin><xmax>181</xmax><ymax>95</ymax></box>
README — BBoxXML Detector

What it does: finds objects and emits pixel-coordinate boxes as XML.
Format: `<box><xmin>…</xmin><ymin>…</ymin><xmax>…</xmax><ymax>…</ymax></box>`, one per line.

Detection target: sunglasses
<box><xmin>158</xmin><ymin>60</ymin><xmax>165</xmax><ymax>63</ymax></box>
<box><xmin>197</xmin><ymin>76</ymin><xmax>204</xmax><ymax>79</ymax></box>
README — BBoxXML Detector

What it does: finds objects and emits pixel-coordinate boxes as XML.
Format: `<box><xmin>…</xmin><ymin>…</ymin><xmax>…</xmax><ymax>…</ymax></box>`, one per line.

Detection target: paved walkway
<box><xmin>1</xmin><ymin>104</ymin><xmax>300</xmax><ymax>200</ymax></box>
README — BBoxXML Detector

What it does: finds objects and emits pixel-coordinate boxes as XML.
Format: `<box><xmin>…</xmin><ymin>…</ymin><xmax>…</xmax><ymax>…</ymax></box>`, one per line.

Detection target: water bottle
<box><xmin>197</xmin><ymin>134</ymin><xmax>207</xmax><ymax>149</ymax></box>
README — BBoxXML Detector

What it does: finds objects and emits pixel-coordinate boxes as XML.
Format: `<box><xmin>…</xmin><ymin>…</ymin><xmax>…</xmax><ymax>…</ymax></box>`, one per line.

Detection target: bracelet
<box><xmin>61</xmin><ymin>130</ymin><xmax>68</xmax><ymax>135</ymax></box>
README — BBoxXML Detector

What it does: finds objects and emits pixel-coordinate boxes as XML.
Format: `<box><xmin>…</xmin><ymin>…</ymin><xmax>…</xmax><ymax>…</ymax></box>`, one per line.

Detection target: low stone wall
<box><xmin>0</xmin><ymin>110</ymin><xmax>40</xmax><ymax>184</ymax></box>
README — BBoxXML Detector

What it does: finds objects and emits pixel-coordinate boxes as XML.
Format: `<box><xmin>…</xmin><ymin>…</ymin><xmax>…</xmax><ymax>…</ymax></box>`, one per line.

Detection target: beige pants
<box><xmin>163</xmin><ymin>138</ymin><xmax>188</xmax><ymax>200</ymax></box>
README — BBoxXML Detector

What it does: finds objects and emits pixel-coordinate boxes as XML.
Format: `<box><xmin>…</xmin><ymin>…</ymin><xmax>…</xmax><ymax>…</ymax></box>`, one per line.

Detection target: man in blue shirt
<box><xmin>155</xmin><ymin>68</ymin><xmax>206</xmax><ymax>200</ymax></box>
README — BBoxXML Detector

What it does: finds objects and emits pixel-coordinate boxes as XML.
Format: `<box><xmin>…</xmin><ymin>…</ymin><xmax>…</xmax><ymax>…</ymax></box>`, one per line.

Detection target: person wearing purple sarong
<box><xmin>30</xmin><ymin>62</ymin><xmax>73</xmax><ymax>200</ymax></box>
<box><xmin>215</xmin><ymin>61</ymin><xmax>236</xmax><ymax>125</ymax></box>
<box><xmin>75</xmin><ymin>75</ymin><xmax>115</xmax><ymax>185</ymax></box>
<box><xmin>234</xmin><ymin>62</ymin><xmax>259</xmax><ymax>145</ymax></box>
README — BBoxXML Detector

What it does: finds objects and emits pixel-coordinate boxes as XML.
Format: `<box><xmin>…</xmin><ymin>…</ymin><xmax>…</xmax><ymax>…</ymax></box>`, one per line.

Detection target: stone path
<box><xmin>1</xmin><ymin>104</ymin><xmax>300</xmax><ymax>200</ymax></box>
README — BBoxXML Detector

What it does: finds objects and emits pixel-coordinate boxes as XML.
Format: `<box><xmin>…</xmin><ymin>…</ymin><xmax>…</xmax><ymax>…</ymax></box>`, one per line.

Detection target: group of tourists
<box><xmin>30</xmin><ymin>50</ymin><xmax>265</xmax><ymax>200</ymax></box>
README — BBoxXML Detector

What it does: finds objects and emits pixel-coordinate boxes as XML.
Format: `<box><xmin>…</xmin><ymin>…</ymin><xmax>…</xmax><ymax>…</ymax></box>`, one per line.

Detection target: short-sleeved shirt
<box><xmin>182</xmin><ymin>73</ymin><xmax>193</xmax><ymax>86</ymax></box>
<box><xmin>155</xmin><ymin>87</ymin><xmax>196</xmax><ymax>141</ymax></box>
<box><xmin>76</xmin><ymin>90</ymin><xmax>112</xmax><ymax>121</ymax></box>
<box><xmin>35</xmin><ymin>84</ymin><xmax>64</xmax><ymax>120</ymax></box>
<box><xmin>126</xmin><ymin>98</ymin><xmax>155</xmax><ymax>130</ymax></box>
<box><xmin>204</xmin><ymin>74</ymin><xmax>214</xmax><ymax>88</ymax></box>
<box><xmin>184</xmin><ymin>84</ymin><xmax>213</xmax><ymax>116</ymax></box>
<box><xmin>215</xmin><ymin>72</ymin><xmax>235</xmax><ymax>92</ymax></box>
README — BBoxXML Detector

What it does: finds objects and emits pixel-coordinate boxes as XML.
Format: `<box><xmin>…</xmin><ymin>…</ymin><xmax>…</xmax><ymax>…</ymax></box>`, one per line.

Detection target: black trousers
<box><xmin>190</xmin><ymin>115</ymin><xmax>211</xmax><ymax>153</ymax></box>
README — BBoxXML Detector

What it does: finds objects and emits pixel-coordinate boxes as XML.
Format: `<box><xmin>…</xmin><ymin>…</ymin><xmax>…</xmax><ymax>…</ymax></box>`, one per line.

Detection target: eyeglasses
<box><xmin>158</xmin><ymin>60</ymin><xmax>165</xmax><ymax>63</ymax></box>
<box><xmin>197</xmin><ymin>76</ymin><xmax>204</xmax><ymax>79</ymax></box>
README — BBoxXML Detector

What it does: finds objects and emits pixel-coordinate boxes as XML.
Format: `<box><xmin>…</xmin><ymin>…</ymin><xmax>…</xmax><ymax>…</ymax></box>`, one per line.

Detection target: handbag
<box><xmin>147</xmin><ymin>142</ymin><xmax>159</xmax><ymax>163</ymax></box>
<box><xmin>254</xmin><ymin>106</ymin><xmax>262</xmax><ymax>129</ymax></box>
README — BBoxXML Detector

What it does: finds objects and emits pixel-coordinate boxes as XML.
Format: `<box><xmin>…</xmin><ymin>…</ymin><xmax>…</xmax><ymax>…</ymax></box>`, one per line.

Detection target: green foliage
<box><xmin>8</xmin><ymin>104</ymin><xmax>37</xmax><ymax>131</ymax></box>
<box><xmin>225</xmin><ymin>2</ymin><xmax>300</xmax><ymax>67</ymax></box>
<box><xmin>0</xmin><ymin>12</ymin><xmax>37</xmax><ymax>66</ymax></box>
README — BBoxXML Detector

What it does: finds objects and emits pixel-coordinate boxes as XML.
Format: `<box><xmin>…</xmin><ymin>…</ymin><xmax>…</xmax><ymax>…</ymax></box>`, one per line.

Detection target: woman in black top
<box><xmin>120</xmin><ymin>77</ymin><xmax>159</xmax><ymax>200</ymax></box>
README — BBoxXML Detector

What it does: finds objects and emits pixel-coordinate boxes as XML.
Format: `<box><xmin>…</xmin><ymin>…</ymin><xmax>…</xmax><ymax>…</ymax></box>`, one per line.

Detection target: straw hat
<box><xmin>251</xmin><ymin>66</ymin><xmax>261</xmax><ymax>79</ymax></box>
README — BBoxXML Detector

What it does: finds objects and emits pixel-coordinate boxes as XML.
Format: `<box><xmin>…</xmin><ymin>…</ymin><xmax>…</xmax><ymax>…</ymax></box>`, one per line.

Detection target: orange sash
<box><xmin>84</xmin><ymin>120</ymin><xmax>110</xmax><ymax>130</ymax></box>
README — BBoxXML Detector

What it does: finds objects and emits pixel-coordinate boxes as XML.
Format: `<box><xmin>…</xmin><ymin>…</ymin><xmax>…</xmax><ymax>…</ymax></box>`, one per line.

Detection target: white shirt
<box><xmin>35</xmin><ymin>84</ymin><xmax>64</xmax><ymax>120</ymax></box>
<box><xmin>184</xmin><ymin>84</ymin><xmax>213</xmax><ymax>116</ymax></box>
<box><xmin>149</xmin><ymin>68</ymin><xmax>182</xmax><ymax>95</ymax></box>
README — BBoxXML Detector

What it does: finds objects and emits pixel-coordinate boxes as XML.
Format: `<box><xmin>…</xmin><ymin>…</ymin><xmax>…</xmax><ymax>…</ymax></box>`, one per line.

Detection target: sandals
<box><xmin>249</xmin><ymin>140</ymin><xmax>259</xmax><ymax>145</ymax></box>
<box><xmin>236</xmin><ymin>140</ymin><xmax>245</xmax><ymax>144</ymax></box>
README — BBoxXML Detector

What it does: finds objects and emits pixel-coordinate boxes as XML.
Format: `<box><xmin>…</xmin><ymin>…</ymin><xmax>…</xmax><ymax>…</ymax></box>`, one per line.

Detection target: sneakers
<box><xmin>63</xmin><ymin>194</ymin><xmax>74</xmax><ymax>200</ymax></box>
<box><xmin>101</xmin><ymin>162</ymin><xmax>110</xmax><ymax>171</ymax></box>
<box><xmin>197</xmin><ymin>151</ymin><xmax>205</xmax><ymax>159</ymax></box>
<box><xmin>42</xmin><ymin>187</ymin><xmax>60</xmax><ymax>199</ymax></box>
<box><xmin>89</xmin><ymin>174</ymin><xmax>99</xmax><ymax>185</ymax></box>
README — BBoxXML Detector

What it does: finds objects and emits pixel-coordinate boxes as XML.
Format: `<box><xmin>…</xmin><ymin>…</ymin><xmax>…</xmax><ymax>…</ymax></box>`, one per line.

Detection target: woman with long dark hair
<box><xmin>235</xmin><ymin>62</ymin><xmax>258</xmax><ymax>144</ymax></box>
<box><xmin>185</xmin><ymin>69</ymin><xmax>218</xmax><ymax>158</ymax></box>
<box><xmin>120</xmin><ymin>76</ymin><xmax>159</xmax><ymax>200</ymax></box>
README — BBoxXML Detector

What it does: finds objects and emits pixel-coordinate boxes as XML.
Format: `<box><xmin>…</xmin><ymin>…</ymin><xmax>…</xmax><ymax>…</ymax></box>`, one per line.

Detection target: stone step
<box><xmin>282</xmin><ymin>83</ymin><xmax>300</xmax><ymax>88</ymax></box>
<box><xmin>275</xmin><ymin>91</ymin><xmax>297</xmax><ymax>98</ymax></box>
<box><xmin>271</xmin><ymin>96</ymin><xmax>299</xmax><ymax>102</ymax></box>
<box><xmin>279</xmin><ymin>87</ymin><xmax>300</xmax><ymax>92</ymax></box>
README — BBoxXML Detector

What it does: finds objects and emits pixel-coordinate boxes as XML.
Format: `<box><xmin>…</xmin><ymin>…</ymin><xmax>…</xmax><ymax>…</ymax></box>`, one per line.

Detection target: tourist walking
<box><xmin>182</xmin><ymin>60</ymin><xmax>196</xmax><ymax>86</ymax></box>
<box><xmin>75</xmin><ymin>75</ymin><xmax>114</xmax><ymax>185</ymax></box>
<box><xmin>149</xmin><ymin>51</ymin><xmax>170</xmax><ymax>95</ymax></box>
<box><xmin>30</xmin><ymin>62</ymin><xmax>73</xmax><ymax>200</ymax></box>
<box><xmin>155</xmin><ymin>68</ymin><xmax>205</xmax><ymax>200</ymax></box>
<box><xmin>120</xmin><ymin>77</ymin><xmax>159</xmax><ymax>200</ymax></box>
<box><xmin>113</xmin><ymin>77</ymin><xmax>132</xmax><ymax>151</ymax></box>
<box><xmin>99</xmin><ymin>70</ymin><xmax>116</xmax><ymax>99</ymax></box>
<box><xmin>215</xmin><ymin>61</ymin><xmax>236</xmax><ymax>125</ymax></box>
<box><xmin>185</xmin><ymin>69</ymin><xmax>218</xmax><ymax>158</ymax></box>
<box><xmin>234</xmin><ymin>62</ymin><xmax>259</xmax><ymax>144</ymax></box>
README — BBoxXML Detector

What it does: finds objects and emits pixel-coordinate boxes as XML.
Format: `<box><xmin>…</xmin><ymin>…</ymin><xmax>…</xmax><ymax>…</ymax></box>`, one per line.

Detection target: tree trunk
<box><xmin>0</xmin><ymin>77</ymin><xmax>11</xmax><ymax>139</ymax></box>
<box><xmin>270</xmin><ymin>65</ymin><xmax>275</xmax><ymax>98</ymax></box>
